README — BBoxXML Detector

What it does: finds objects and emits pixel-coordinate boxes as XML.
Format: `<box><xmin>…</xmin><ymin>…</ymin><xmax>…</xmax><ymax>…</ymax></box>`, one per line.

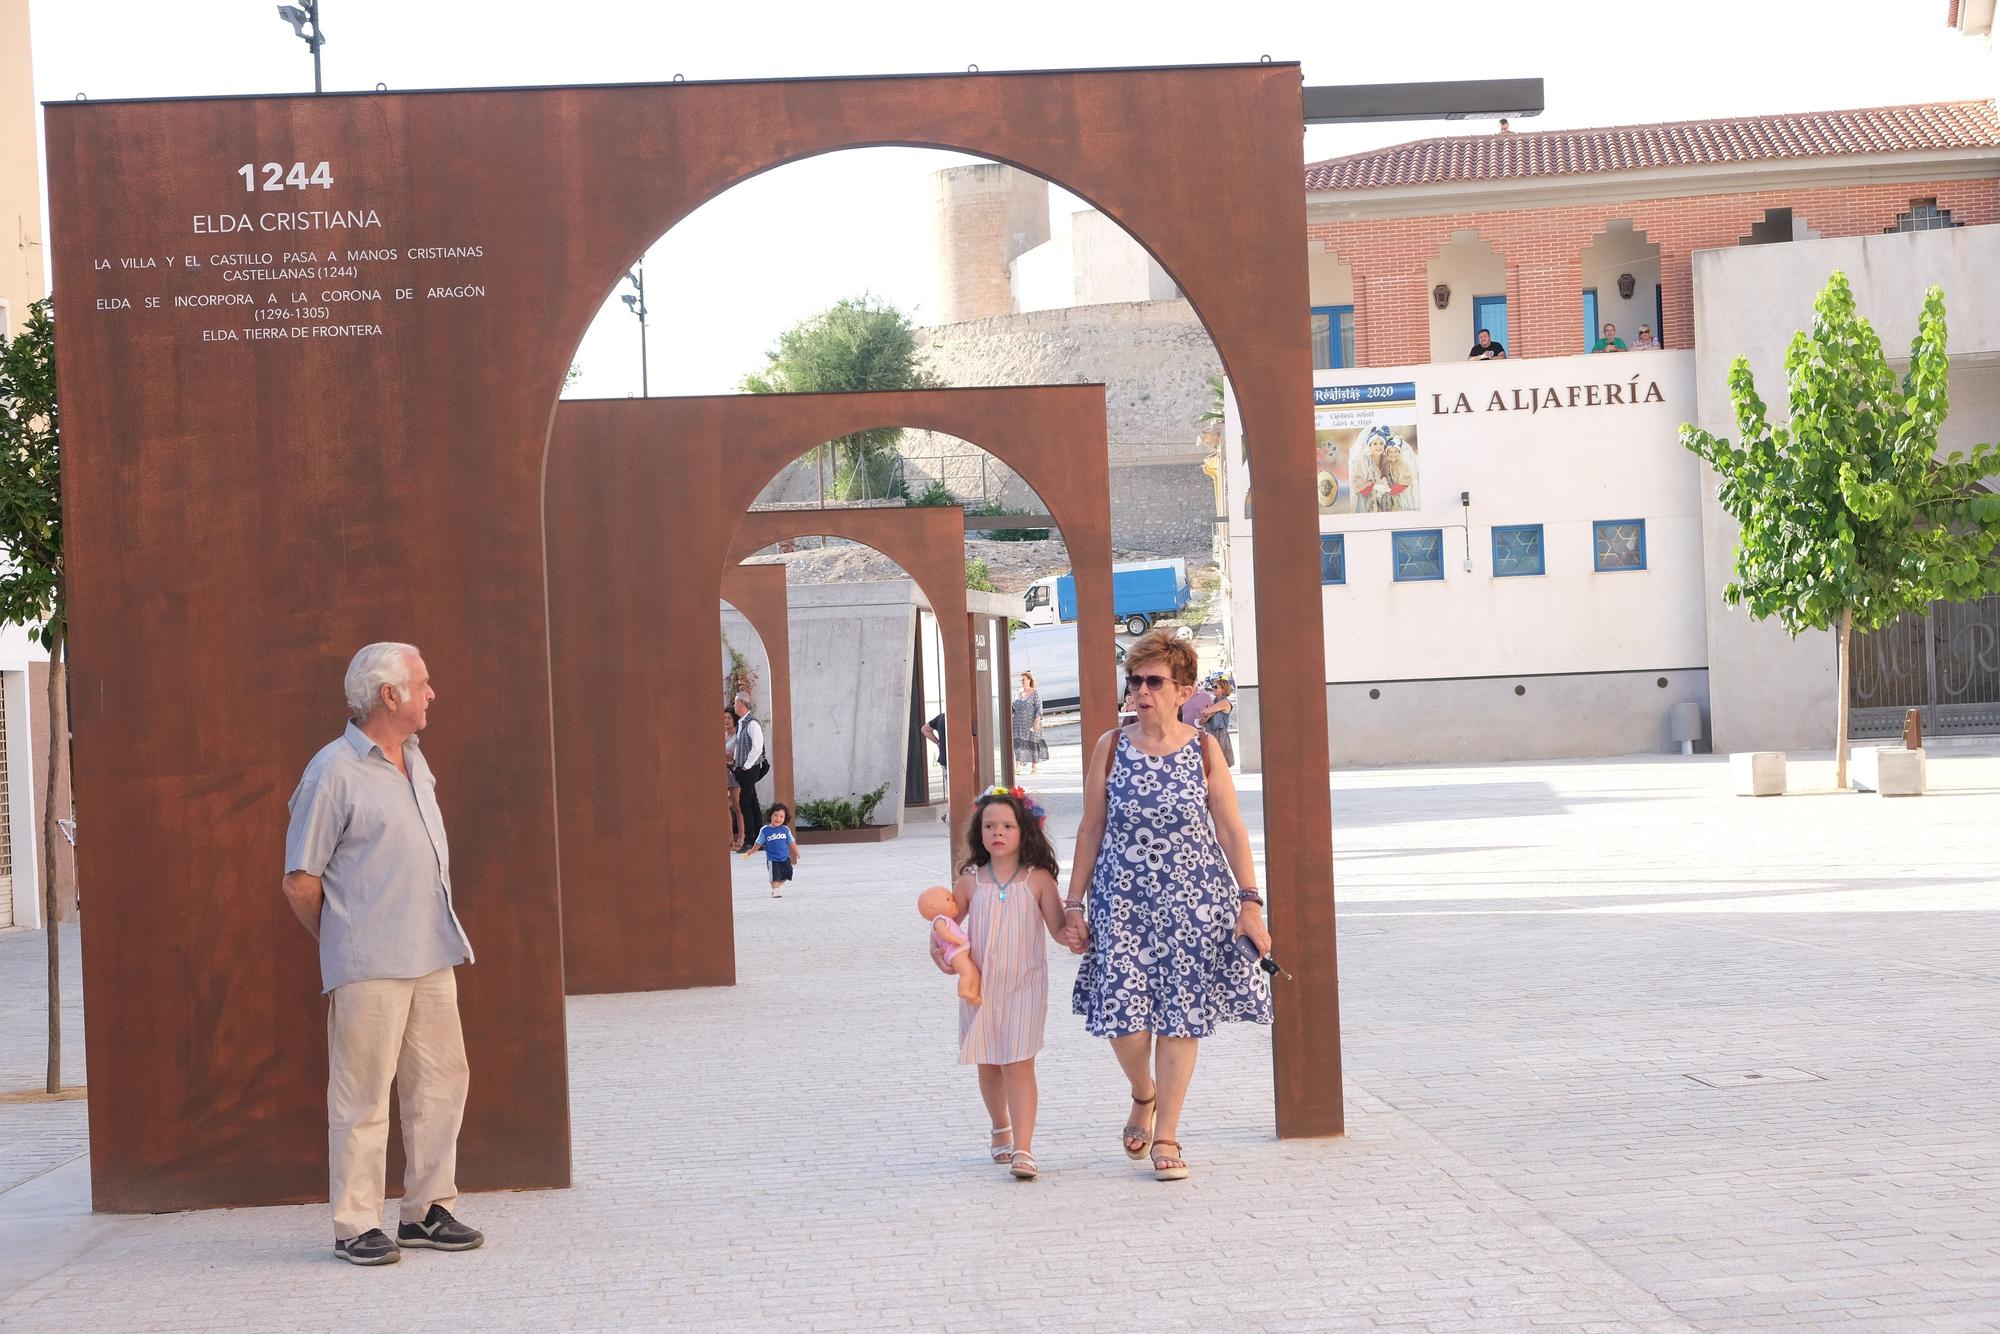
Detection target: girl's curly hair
<box><xmin>958</xmin><ymin>790</ymin><xmax>1060</xmax><ymax>879</ymax></box>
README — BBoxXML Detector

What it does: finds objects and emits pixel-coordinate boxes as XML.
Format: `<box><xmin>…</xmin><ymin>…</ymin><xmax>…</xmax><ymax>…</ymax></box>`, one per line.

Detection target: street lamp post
<box><xmin>620</xmin><ymin>261</ymin><xmax>650</xmax><ymax>398</ymax></box>
<box><xmin>275</xmin><ymin>1</ymin><xmax>327</xmax><ymax>94</ymax></box>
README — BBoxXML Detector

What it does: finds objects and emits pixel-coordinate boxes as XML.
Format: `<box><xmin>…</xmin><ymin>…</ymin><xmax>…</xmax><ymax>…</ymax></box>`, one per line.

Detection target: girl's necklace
<box><xmin>990</xmin><ymin>861</ymin><xmax>1024</xmax><ymax>902</ymax></box>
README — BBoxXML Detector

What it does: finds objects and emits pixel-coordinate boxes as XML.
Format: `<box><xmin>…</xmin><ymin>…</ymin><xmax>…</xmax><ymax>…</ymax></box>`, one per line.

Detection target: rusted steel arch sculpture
<box><xmin>710</xmin><ymin>387</ymin><xmax>1117</xmax><ymax>743</ymax></box>
<box><xmin>48</xmin><ymin>62</ymin><xmax>1337</xmax><ymax>1213</ymax></box>
<box><xmin>729</xmin><ymin>508</ymin><xmax>977</xmax><ymax>870</ymax></box>
<box><xmin>722</xmin><ymin>565</ymin><xmax>796</xmax><ymax>817</ymax></box>
<box><xmin>545</xmin><ymin>390</ymin><xmax>1110</xmax><ymax>995</ymax></box>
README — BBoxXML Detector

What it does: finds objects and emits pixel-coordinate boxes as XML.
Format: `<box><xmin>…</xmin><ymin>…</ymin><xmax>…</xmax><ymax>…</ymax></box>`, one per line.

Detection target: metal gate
<box><xmin>1851</xmin><ymin>595</ymin><xmax>2000</xmax><ymax>738</ymax></box>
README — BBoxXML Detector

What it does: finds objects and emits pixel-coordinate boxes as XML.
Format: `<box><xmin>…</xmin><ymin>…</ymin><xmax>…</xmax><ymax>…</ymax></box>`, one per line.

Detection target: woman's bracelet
<box><xmin>1237</xmin><ymin>889</ymin><xmax>1263</xmax><ymax>906</ymax></box>
<box><xmin>1062</xmin><ymin>902</ymin><xmax>1086</xmax><ymax>914</ymax></box>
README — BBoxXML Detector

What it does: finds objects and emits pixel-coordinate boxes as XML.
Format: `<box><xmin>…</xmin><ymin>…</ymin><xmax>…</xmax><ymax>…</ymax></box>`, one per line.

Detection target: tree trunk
<box><xmin>43</xmin><ymin>624</ymin><xmax>66</xmax><ymax>1095</ymax></box>
<box><xmin>1834</xmin><ymin>608</ymin><xmax>1853</xmax><ymax>792</ymax></box>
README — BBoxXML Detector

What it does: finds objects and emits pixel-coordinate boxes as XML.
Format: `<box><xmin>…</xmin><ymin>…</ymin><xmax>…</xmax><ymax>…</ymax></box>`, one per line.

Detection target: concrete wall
<box><xmin>774</xmin><ymin>581</ymin><xmax>920</xmax><ymax>828</ymax></box>
<box><xmin>1691</xmin><ymin>223</ymin><xmax>2000</xmax><ymax>752</ymax></box>
<box><xmin>930</xmin><ymin>163</ymin><xmax>1051</xmax><ymax>324</ymax></box>
<box><xmin>0</xmin><ymin>0</ymin><xmax>45</xmax><ymax>337</ymax></box>
<box><xmin>1234</xmin><ymin>668</ymin><xmax>1711</xmax><ymax>770</ymax></box>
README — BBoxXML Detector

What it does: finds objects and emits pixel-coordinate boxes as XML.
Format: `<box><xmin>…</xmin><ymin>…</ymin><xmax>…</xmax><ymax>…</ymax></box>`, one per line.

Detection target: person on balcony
<box><xmin>1629</xmin><ymin>325</ymin><xmax>1659</xmax><ymax>350</ymax></box>
<box><xmin>1466</xmin><ymin>328</ymin><xmax>1506</xmax><ymax>360</ymax></box>
<box><xmin>1592</xmin><ymin>323</ymin><xmax>1628</xmax><ymax>353</ymax></box>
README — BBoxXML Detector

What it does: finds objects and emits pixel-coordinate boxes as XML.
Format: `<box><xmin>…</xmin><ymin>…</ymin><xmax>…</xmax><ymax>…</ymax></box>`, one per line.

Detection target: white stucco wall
<box><xmin>1691</xmin><ymin>222</ymin><xmax>2000</xmax><ymax>752</ymax></box>
<box><xmin>1227</xmin><ymin>351</ymin><xmax>1703</xmax><ymax>689</ymax></box>
<box><xmin>0</xmin><ymin>620</ymin><xmax>45</xmax><ymax>929</ymax></box>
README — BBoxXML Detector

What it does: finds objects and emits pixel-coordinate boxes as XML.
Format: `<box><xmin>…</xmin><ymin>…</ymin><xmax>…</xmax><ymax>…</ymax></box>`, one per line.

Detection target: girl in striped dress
<box><xmin>944</xmin><ymin>787</ymin><xmax>1067</xmax><ymax>1180</ymax></box>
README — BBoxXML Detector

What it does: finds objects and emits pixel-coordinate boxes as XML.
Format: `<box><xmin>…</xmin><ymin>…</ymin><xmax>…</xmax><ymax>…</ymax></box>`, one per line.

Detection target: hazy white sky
<box><xmin>24</xmin><ymin>0</ymin><xmax>1995</xmax><ymax>398</ymax></box>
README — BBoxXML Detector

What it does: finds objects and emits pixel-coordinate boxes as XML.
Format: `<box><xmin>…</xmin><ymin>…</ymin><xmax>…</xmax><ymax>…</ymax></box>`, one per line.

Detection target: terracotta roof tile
<box><xmin>1303</xmin><ymin>100</ymin><xmax>2000</xmax><ymax>191</ymax></box>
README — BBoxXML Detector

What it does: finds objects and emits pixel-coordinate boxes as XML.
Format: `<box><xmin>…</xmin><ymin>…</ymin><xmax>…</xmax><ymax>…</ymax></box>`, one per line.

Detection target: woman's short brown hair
<box><xmin>1019</xmin><ymin>669</ymin><xmax>1037</xmax><ymax>690</ymax></box>
<box><xmin>1125</xmin><ymin>627</ymin><xmax>1198</xmax><ymax>685</ymax></box>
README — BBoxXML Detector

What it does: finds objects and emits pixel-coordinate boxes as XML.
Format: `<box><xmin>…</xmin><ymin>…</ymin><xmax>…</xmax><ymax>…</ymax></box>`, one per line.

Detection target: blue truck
<box><xmin>1021</xmin><ymin>558</ymin><xmax>1190</xmax><ymax>636</ymax></box>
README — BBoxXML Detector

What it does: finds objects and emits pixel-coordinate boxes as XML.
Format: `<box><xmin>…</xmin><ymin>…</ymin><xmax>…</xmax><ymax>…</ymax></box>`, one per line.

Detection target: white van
<box><xmin>1010</xmin><ymin>624</ymin><xmax>1125</xmax><ymax>714</ymax></box>
<box><xmin>1010</xmin><ymin>624</ymin><xmax>1081</xmax><ymax>709</ymax></box>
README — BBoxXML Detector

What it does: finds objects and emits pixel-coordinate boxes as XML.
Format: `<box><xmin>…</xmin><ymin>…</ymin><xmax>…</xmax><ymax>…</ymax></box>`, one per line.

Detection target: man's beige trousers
<box><xmin>327</xmin><ymin>967</ymin><xmax>469</xmax><ymax>1240</ymax></box>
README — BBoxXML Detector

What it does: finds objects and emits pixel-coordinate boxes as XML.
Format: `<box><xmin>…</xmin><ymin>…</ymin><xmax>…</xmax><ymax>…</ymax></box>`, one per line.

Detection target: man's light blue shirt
<box><xmin>284</xmin><ymin>721</ymin><xmax>473</xmax><ymax>993</ymax></box>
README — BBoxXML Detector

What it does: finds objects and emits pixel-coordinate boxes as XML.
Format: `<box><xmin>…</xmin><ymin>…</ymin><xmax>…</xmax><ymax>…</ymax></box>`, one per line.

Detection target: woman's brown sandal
<box><xmin>1151</xmin><ymin>1139</ymin><xmax>1189</xmax><ymax>1182</ymax></box>
<box><xmin>1009</xmin><ymin>1150</ymin><xmax>1039</xmax><ymax>1181</ymax></box>
<box><xmin>1122</xmin><ymin>1092</ymin><xmax>1157</xmax><ymax>1160</ymax></box>
<box><xmin>989</xmin><ymin>1124</ymin><xmax>1014</xmax><ymax>1165</ymax></box>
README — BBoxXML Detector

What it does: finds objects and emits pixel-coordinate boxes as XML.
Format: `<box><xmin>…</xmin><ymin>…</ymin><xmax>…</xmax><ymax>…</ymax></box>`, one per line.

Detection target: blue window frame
<box><xmin>1581</xmin><ymin>289</ymin><xmax>1599</xmax><ymax>349</ymax></box>
<box><xmin>1492</xmin><ymin>523</ymin><xmax>1545</xmax><ymax>577</ymax></box>
<box><xmin>1654</xmin><ymin>284</ymin><xmax>1665</xmax><ymax>344</ymax></box>
<box><xmin>1471</xmin><ymin>294</ymin><xmax>1508</xmax><ymax>352</ymax></box>
<box><xmin>1391</xmin><ymin>529</ymin><xmax>1446</xmax><ymax>582</ymax></box>
<box><xmin>1319</xmin><ymin>533</ymin><xmax>1346</xmax><ymax>585</ymax></box>
<box><xmin>1311</xmin><ymin>305</ymin><xmax>1355</xmax><ymax>370</ymax></box>
<box><xmin>1593</xmin><ymin>519</ymin><xmax>1647</xmax><ymax>571</ymax></box>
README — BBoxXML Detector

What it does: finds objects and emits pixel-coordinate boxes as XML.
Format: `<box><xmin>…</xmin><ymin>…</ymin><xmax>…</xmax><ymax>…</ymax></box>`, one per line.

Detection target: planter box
<box><xmin>1730</xmin><ymin>751</ymin><xmax>1786</xmax><ymax>797</ymax></box>
<box><xmin>1850</xmin><ymin>746</ymin><xmax>1926</xmax><ymax>796</ymax></box>
<box><xmin>795</xmin><ymin>824</ymin><xmax>899</xmax><ymax>845</ymax></box>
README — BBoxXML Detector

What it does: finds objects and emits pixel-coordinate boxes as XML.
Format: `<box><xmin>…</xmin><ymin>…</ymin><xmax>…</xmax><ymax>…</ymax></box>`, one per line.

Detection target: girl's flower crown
<box><xmin>984</xmin><ymin>784</ymin><xmax>1048</xmax><ymax>825</ymax></box>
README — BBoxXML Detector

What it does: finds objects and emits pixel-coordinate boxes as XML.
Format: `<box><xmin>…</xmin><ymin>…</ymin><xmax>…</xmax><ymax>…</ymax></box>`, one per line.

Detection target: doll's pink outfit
<box><xmin>931</xmin><ymin>916</ymin><xmax>969</xmax><ymax>965</ymax></box>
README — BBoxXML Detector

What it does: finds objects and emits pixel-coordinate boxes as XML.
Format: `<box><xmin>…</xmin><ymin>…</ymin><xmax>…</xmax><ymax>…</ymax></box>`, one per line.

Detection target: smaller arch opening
<box><xmin>1428</xmin><ymin>229</ymin><xmax>1507</xmax><ymax>364</ymax></box>
<box><xmin>1737</xmin><ymin>207</ymin><xmax>1820</xmax><ymax>247</ymax></box>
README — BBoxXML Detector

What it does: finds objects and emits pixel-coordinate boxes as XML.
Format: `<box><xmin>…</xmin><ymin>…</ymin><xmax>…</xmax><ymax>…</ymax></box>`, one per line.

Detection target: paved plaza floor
<box><xmin>3</xmin><ymin>741</ymin><xmax>1999</xmax><ymax>1332</ymax></box>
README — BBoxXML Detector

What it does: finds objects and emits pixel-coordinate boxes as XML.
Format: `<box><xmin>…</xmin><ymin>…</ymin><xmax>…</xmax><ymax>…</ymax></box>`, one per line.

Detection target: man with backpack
<box><xmin>730</xmin><ymin>692</ymin><xmax>768</xmax><ymax>851</ymax></box>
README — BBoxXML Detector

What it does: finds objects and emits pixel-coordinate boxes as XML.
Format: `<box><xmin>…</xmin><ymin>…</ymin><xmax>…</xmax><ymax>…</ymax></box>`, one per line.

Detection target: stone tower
<box><xmin>929</xmin><ymin>163</ymin><xmax>1050</xmax><ymax>324</ymax></box>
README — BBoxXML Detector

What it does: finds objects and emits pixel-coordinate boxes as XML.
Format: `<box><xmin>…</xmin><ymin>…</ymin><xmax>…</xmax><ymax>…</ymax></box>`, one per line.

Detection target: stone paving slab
<box><xmin>2</xmin><ymin>744</ymin><xmax>1997</xmax><ymax>1330</ymax></box>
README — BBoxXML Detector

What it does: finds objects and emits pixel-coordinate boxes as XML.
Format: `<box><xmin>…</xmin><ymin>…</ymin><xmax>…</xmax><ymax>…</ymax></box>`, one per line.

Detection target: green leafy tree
<box><xmin>965</xmin><ymin>556</ymin><xmax>999</xmax><ymax>593</ymax></box>
<box><xmin>1682</xmin><ymin>273</ymin><xmax>2000</xmax><ymax>787</ymax></box>
<box><xmin>743</xmin><ymin>296</ymin><xmax>939</xmax><ymax>501</ymax></box>
<box><xmin>0</xmin><ymin>299</ymin><xmax>69</xmax><ymax>1093</ymax></box>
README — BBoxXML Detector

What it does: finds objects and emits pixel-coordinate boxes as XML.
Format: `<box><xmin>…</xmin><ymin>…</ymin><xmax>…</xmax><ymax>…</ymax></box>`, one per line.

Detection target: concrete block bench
<box><xmin>1850</xmin><ymin>746</ymin><xmax>1927</xmax><ymax>796</ymax></box>
<box><xmin>1731</xmin><ymin>752</ymin><xmax>1786</xmax><ymax>797</ymax></box>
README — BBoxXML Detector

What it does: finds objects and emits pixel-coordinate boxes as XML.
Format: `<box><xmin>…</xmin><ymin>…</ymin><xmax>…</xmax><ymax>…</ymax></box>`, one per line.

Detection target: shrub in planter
<box><xmin>796</xmin><ymin>783</ymin><xmax>890</xmax><ymax>830</ymax></box>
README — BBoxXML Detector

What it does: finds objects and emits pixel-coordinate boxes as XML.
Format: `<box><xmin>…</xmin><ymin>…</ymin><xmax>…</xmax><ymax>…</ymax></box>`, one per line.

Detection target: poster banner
<box><xmin>1312</xmin><ymin>382</ymin><xmax>1420</xmax><ymax>515</ymax></box>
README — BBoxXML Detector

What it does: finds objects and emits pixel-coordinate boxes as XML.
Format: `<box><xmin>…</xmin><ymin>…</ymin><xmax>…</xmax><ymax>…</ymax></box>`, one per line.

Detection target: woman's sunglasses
<box><xmin>1125</xmin><ymin>673</ymin><xmax>1181</xmax><ymax>693</ymax></box>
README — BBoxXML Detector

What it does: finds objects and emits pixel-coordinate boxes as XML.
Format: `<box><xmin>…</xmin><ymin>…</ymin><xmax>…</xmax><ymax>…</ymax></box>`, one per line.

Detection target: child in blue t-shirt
<box><xmin>742</xmin><ymin>804</ymin><xmax>799</xmax><ymax>897</ymax></box>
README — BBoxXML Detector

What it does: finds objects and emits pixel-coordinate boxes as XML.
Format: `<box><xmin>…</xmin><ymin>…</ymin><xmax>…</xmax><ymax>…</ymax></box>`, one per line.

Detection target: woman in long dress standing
<box><xmin>1064</xmin><ymin>628</ymin><xmax>1272</xmax><ymax>1181</ymax></box>
<box><xmin>1010</xmin><ymin>671</ymin><xmax>1047</xmax><ymax>775</ymax></box>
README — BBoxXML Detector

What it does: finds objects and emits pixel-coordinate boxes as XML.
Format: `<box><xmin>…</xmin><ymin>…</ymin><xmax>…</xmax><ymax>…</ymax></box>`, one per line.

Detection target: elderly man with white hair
<box><xmin>282</xmin><ymin>642</ymin><xmax>483</xmax><ymax>1265</ymax></box>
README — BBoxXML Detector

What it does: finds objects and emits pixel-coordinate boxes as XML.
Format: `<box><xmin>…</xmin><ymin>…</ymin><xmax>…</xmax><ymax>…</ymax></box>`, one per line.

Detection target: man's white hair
<box><xmin>345</xmin><ymin>642</ymin><xmax>421</xmax><ymax>718</ymax></box>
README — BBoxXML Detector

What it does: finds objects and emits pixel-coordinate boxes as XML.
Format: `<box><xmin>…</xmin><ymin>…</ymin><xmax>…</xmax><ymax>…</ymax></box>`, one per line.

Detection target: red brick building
<box><xmin>1301</xmin><ymin>100</ymin><xmax>2000</xmax><ymax>368</ymax></box>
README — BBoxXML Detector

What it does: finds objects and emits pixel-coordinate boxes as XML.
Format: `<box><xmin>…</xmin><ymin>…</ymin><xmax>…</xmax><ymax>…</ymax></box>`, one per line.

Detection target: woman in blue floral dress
<box><xmin>1064</xmin><ymin>629</ymin><xmax>1272</xmax><ymax>1181</ymax></box>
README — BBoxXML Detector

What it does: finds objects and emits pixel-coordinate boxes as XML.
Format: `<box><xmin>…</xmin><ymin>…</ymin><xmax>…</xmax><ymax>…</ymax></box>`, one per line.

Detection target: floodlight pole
<box><xmin>621</xmin><ymin>261</ymin><xmax>650</xmax><ymax>397</ymax></box>
<box><xmin>274</xmin><ymin>0</ymin><xmax>327</xmax><ymax>94</ymax></box>
<box><xmin>1301</xmin><ymin>77</ymin><xmax>1544</xmax><ymax>125</ymax></box>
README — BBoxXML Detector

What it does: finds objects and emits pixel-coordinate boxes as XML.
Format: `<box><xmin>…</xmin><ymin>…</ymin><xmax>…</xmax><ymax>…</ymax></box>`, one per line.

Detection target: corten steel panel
<box><xmin>728</xmin><ymin>508</ymin><xmax>976</xmax><ymax>872</ymax></box>
<box><xmin>47</xmin><ymin>65</ymin><xmax>1338</xmax><ymax>1212</ymax></box>
<box><xmin>546</xmin><ymin>386</ymin><xmax>1117</xmax><ymax>995</ymax></box>
<box><xmin>722</xmin><ymin>565</ymin><xmax>795</xmax><ymax>817</ymax></box>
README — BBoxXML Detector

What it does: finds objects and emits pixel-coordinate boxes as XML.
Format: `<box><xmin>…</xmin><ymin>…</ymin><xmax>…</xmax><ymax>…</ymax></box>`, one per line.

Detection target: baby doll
<box><xmin>918</xmin><ymin>885</ymin><xmax>981</xmax><ymax>1005</ymax></box>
